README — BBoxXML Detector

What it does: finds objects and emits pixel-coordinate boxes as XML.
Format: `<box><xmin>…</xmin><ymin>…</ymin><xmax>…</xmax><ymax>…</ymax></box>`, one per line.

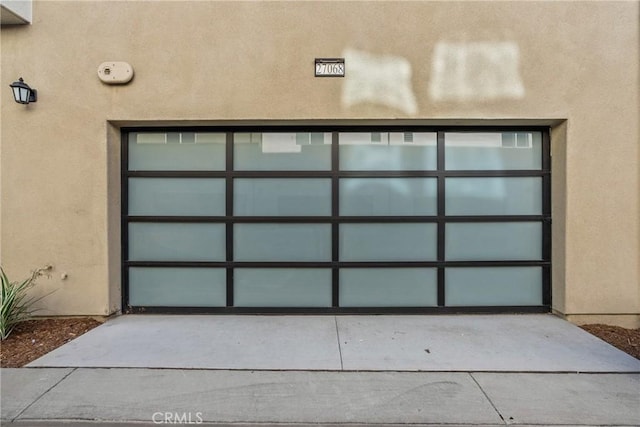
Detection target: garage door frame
<box><xmin>121</xmin><ymin>125</ymin><xmax>551</xmax><ymax>314</ymax></box>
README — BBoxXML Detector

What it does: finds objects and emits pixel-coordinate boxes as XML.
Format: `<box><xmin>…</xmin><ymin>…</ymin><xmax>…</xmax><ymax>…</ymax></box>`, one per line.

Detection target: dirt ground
<box><xmin>579</xmin><ymin>324</ymin><xmax>640</xmax><ymax>359</ymax></box>
<box><xmin>1</xmin><ymin>318</ymin><xmax>638</xmax><ymax>368</ymax></box>
<box><xmin>1</xmin><ymin>318</ymin><xmax>102</xmax><ymax>368</ymax></box>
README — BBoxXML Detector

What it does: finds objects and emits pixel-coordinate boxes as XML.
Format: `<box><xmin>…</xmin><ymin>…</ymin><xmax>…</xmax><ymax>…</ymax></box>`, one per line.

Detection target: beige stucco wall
<box><xmin>1</xmin><ymin>1</ymin><xmax>638</xmax><ymax>325</ymax></box>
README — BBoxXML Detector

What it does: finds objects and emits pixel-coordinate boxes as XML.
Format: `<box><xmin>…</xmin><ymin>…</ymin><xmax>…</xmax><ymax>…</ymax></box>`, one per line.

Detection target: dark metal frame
<box><xmin>121</xmin><ymin>126</ymin><xmax>551</xmax><ymax>314</ymax></box>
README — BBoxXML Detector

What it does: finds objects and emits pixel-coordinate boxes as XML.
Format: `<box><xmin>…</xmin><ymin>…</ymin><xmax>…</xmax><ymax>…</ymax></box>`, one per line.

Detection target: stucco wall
<box><xmin>1</xmin><ymin>1</ymin><xmax>638</xmax><ymax>325</ymax></box>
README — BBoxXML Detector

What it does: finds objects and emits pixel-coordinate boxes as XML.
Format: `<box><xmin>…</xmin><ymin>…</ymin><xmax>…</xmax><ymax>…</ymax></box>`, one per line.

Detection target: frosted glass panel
<box><xmin>340</xmin><ymin>132</ymin><xmax>437</xmax><ymax>170</ymax></box>
<box><xmin>129</xmin><ymin>178</ymin><xmax>225</xmax><ymax>216</ymax></box>
<box><xmin>234</xmin><ymin>132</ymin><xmax>331</xmax><ymax>170</ymax></box>
<box><xmin>445</xmin><ymin>177</ymin><xmax>542</xmax><ymax>215</ymax></box>
<box><xmin>129</xmin><ymin>267</ymin><xmax>226</xmax><ymax>307</ymax></box>
<box><xmin>129</xmin><ymin>223</ymin><xmax>225</xmax><ymax>261</ymax></box>
<box><xmin>234</xmin><ymin>224</ymin><xmax>331</xmax><ymax>261</ymax></box>
<box><xmin>340</xmin><ymin>223</ymin><xmax>437</xmax><ymax>261</ymax></box>
<box><xmin>445</xmin><ymin>132</ymin><xmax>541</xmax><ymax>170</ymax></box>
<box><xmin>235</xmin><ymin>179</ymin><xmax>331</xmax><ymax>216</ymax></box>
<box><xmin>446</xmin><ymin>222</ymin><xmax>542</xmax><ymax>261</ymax></box>
<box><xmin>340</xmin><ymin>178</ymin><xmax>437</xmax><ymax>216</ymax></box>
<box><xmin>446</xmin><ymin>267</ymin><xmax>542</xmax><ymax>306</ymax></box>
<box><xmin>129</xmin><ymin>132</ymin><xmax>225</xmax><ymax>171</ymax></box>
<box><xmin>340</xmin><ymin>268</ymin><xmax>437</xmax><ymax>307</ymax></box>
<box><xmin>234</xmin><ymin>268</ymin><xmax>331</xmax><ymax>307</ymax></box>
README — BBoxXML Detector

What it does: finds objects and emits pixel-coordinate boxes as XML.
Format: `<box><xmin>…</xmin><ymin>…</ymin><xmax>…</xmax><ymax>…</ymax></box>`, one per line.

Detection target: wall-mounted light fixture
<box><xmin>9</xmin><ymin>77</ymin><xmax>37</xmax><ymax>104</ymax></box>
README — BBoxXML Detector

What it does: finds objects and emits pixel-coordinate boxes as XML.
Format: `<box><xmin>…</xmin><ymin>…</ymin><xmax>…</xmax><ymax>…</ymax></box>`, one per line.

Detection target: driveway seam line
<box><xmin>334</xmin><ymin>316</ymin><xmax>344</xmax><ymax>370</ymax></box>
<box><xmin>469</xmin><ymin>372</ymin><xmax>507</xmax><ymax>426</ymax></box>
<box><xmin>11</xmin><ymin>367</ymin><xmax>78</xmax><ymax>422</ymax></box>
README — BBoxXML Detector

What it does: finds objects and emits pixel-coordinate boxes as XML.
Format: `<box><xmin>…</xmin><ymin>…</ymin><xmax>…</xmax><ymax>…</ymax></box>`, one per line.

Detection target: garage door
<box><xmin>122</xmin><ymin>127</ymin><xmax>550</xmax><ymax>313</ymax></box>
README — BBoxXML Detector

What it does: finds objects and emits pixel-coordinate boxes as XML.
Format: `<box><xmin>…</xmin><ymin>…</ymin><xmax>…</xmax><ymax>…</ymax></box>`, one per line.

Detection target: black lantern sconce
<box><xmin>9</xmin><ymin>77</ymin><xmax>37</xmax><ymax>104</ymax></box>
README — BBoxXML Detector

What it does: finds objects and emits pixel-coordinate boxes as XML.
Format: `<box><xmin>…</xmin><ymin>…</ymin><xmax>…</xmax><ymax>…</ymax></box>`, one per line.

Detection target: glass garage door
<box><xmin>122</xmin><ymin>128</ymin><xmax>550</xmax><ymax>313</ymax></box>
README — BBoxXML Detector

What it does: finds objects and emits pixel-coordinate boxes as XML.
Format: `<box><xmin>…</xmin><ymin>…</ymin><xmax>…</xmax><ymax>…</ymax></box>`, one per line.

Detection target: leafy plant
<box><xmin>1</xmin><ymin>266</ymin><xmax>52</xmax><ymax>340</ymax></box>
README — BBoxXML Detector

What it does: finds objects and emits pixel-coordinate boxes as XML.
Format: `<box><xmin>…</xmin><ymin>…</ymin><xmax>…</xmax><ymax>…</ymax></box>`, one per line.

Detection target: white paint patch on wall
<box><xmin>429</xmin><ymin>41</ymin><xmax>525</xmax><ymax>102</ymax></box>
<box><xmin>341</xmin><ymin>48</ymin><xmax>418</xmax><ymax>115</ymax></box>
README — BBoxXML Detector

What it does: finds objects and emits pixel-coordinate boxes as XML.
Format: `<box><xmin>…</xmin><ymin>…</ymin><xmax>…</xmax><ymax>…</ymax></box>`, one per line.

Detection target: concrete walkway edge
<box><xmin>2</xmin><ymin>368</ymin><xmax>639</xmax><ymax>426</ymax></box>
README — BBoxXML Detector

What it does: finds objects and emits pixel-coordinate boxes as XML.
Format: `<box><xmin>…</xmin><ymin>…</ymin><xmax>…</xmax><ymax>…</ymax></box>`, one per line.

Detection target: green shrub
<box><xmin>0</xmin><ymin>266</ymin><xmax>52</xmax><ymax>340</ymax></box>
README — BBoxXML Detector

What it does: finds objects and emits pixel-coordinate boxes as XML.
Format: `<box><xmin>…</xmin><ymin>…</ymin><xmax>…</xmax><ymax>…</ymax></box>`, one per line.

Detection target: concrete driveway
<box><xmin>3</xmin><ymin>314</ymin><xmax>639</xmax><ymax>426</ymax></box>
<box><xmin>26</xmin><ymin>314</ymin><xmax>640</xmax><ymax>371</ymax></box>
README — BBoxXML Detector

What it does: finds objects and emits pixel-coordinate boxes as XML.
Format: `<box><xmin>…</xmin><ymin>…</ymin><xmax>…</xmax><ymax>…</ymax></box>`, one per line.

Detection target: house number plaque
<box><xmin>315</xmin><ymin>58</ymin><xmax>345</xmax><ymax>77</ymax></box>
